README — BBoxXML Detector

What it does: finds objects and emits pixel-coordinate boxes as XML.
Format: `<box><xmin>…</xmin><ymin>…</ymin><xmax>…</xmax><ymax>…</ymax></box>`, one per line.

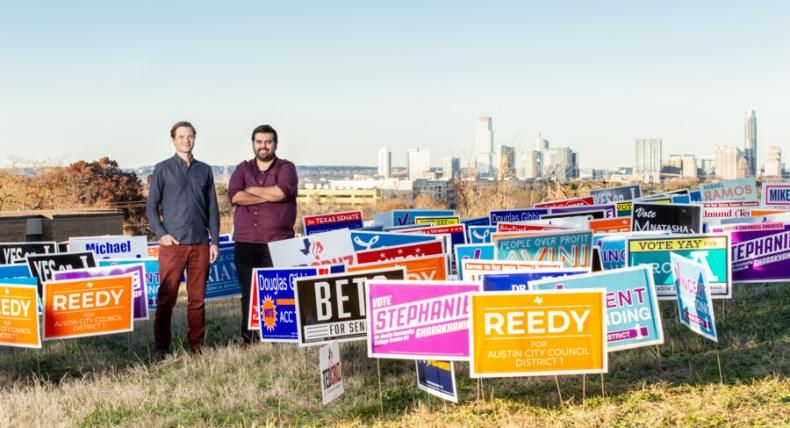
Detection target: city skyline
<box><xmin>1</xmin><ymin>2</ymin><xmax>789</xmax><ymax>170</ymax></box>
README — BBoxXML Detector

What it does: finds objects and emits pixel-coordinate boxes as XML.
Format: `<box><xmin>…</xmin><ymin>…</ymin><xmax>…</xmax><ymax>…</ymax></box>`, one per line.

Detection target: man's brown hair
<box><xmin>170</xmin><ymin>121</ymin><xmax>196</xmax><ymax>139</ymax></box>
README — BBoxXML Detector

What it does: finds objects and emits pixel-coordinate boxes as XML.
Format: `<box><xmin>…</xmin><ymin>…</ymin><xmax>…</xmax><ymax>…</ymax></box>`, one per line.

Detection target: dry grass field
<box><xmin>0</xmin><ymin>282</ymin><xmax>787</xmax><ymax>427</ymax></box>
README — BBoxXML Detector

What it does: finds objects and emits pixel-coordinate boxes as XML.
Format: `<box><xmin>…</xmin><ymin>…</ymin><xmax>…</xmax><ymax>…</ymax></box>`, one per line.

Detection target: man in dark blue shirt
<box><xmin>147</xmin><ymin>121</ymin><xmax>220</xmax><ymax>357</ymax></box>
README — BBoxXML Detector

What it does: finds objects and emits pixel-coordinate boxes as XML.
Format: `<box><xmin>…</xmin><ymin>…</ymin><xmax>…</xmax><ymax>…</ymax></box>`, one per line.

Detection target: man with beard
<box><xmin>228</xmin><ymin>124</ymin><xmax>298</xmax><ymax>344</ymax></box>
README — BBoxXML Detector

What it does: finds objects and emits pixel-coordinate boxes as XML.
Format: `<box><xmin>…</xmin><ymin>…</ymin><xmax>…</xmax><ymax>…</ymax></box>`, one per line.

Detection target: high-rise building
<box><xmin>475</xmin><ymin>116</ymin><xmax>494</xmax><ymax>176</ymax></box>
<box><xmin>407</xmin><ymin>148</ymin><xmax>431</xmax><ymax>181</ymax></box>
<box><xmin>744</xmin><ymin>110</ymin><xmax>757</xmax><ymax>176</ymax></box>
<box><xmin>715</xmin><ymin>145</ymin><xmax>742</xmax><ymax>180</ymax></box>
<box><xmin>536</xmin><ymin>134</ymin><xmax>550</xmax><ymax>176</ymax></box>
<box><xmin>544</xmin><ymin>147</ymin><xmax>578</xmax><ymax>181</ymax></box>
<box><xmin>635</xmin><ymin>138</ymin><xmax>662</xmax><ymax>183</ymax></box>
<box><xmin>377</xmin><ymin>147</ymin><xmax>391</xmax><ymax>178</ymax></box>
<box><xmin>442</xmin><ymin>156</ymin><xmax>461</xmax><ymax>180</ymax></box>
<box><xmin>499</xmin><ymin>145</ymin><xmax>516</xmax><ymax>179</ymax></box>
<box><xmin>681</xmin><ymin>154</ymin><xmax>698</xmax><ymax>178</ymax></box>
<box><xmin>763</xmin><ymin>145</ymin><xmax>783</xmax><ymax>178</ymax></box>
<box><xmin>700</xmin><ymin>157</ymin><xmax>716</xmax><ymax>177</ymax></box>
<box><xmin>521</xmin><ymin>150</ymin><xmax>540</xmax><ymax>179</ymax></box>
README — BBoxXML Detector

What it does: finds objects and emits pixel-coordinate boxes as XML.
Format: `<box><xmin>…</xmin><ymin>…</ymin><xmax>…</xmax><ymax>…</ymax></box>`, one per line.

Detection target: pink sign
<box><xmin>366</xmin><ymin>280</ymin><xmax>480</xmax><ymax>360</ymax></box>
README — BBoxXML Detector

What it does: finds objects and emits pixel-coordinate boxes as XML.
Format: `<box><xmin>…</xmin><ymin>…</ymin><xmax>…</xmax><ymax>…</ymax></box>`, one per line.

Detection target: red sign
<box><xmin>400</xmin><ymin>224</ymin><xmax>465</xmax><ymax>236</ymax></box>
<box><xmin>303</xmin><ymin>210</ymin><xmax>363</xmax><ymax>227</ymax></box>
<box><xmin>534</xmin><ymin>196</ymin><xmax>595</xmax><ymax>208</ymax></box>
<box><xmin>355</xmin><ymin>240</ymin><xmax>445</xmax><ymax>264</ymax></box>
<box><xmin>496</xmin><ymin>222</ymin><xmax>568</xmax><ymax>232</ymax></box>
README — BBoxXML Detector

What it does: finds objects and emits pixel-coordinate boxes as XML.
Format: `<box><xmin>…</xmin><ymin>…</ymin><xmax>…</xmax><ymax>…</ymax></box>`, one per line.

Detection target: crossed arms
<box><xmin>230</xmin><ymin>185</ymin><xmax>286</xmax><ymax>205</ymax></box>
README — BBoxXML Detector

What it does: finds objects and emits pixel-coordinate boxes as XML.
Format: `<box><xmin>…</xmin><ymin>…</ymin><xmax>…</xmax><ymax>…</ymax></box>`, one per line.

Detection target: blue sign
<box><xmin>598</xmin><ymin>236</ymin><xmax>627</xmax><ymax>270</ymax></box>
<box><xmin>461</xmin><ymin>216</ymin><xmax>490</xmax><ymax>227</ymax></box>
<box><xmin>204</xmin><ymin>243</ymin><xmax>240</xmax><ymax>300</ymax></box>
<box><xmin>531</xmin><ymin>266</ymin><xmax>664</xmax><ymax>351</ymax></box>
<box><xmin>468</xmin><ymin>226</ymin><xmax>496</xmax><ymax>244</ymax></box>
<box><xmin>373</xmin><ymin>212</ymin><xmax>393</xmax><ymax>228</ymax></box>
<box><xmin>416</xmin><ymin>360</ymin><xmax>457</xmax><ymax>402</ymax></box>
<box><xmin>481</xmin><ymin>269</ymin><xmax>589</xmax><ymax>292</ymax></box>
<box><xmin>256</xmin><ymin>266</ymin><xmax>324</xmax><ymax>342</ymax></box>
<box><xmin>670</xmin><ymin>254</ymin><xmax>718</xmax><ymax>342</ymax></box>
<box><xmin>454</xmin><ymin>244</ymin><xmax>494</xmax><ymax>279</ymax></box>
<box><xmin>100</xmin><ymin>258</ymin><xmax>160</xmax><ymax>307</ymax></box>
<box><xmin>489</xmin><ymin>209</ymin><xmax>548</xmax><ymax>225</ymax></box>
<box><xmin>0</xmin><ymin>263</ymin><xmax>31</xmax><ymax>278</ymax></box>
<box><xmin>350</xmin><ymin>231</ymin><xmax>437</xmax><ymax>252</ymax></box>
<box><xmin>690</xmin><ymin>190</ymin><xmax>702</xmax><ymax>202</ymax></box>
<box><xmin>392</xmin><ymin>209</ymin><xmax>455</xmax><ymax>226</ymax></box>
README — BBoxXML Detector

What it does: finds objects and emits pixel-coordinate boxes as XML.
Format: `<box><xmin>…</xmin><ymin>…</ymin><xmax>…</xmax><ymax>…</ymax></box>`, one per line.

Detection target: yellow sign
<box><xmin>0</xmin><ymin>284</ymin><xmax>41</xmax><ymax>348</ymax></box>
<box><xmin>627</xmin><ymin>236</ymin><xmax>727</xmax><ymax>253</ymax></box>
<box><xmin>469</xmin><ymin>289</ymin><xmax>607</xmax><ymax>378</ymax></box>
<box><xmin>414</xmin><ymin>216</ymin><xmax>460</xmax><ymax>226</ymax></box>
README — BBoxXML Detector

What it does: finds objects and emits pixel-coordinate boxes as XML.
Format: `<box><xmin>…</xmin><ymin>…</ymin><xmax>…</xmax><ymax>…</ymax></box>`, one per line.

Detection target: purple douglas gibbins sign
<box><xmin>714</xmin><ymin>222</ymin><xmax>790</xmax><ymax>283</ymax></box>
<box><xmin>365</xmin><ymin>280</ymin><xmax>480</xmax><ymax>361</ymax></box>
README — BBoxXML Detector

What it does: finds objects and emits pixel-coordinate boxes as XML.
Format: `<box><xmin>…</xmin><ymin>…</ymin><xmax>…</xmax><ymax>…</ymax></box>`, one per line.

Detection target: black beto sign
<box><xmin>26</xmin><ymin>251</ymin><xmax>97</xmax><ymax>290</ymax></box>
<box><xmin>590</xmin><ymin>185</ymin><xmax>642</xmax><ymax>204</ymax></box>
<box><xmin>541</xmin><ymin>210</ymin><xmax>606</xmax><ymax>221</ymax></box>
<box><xmin>294</xmin><ymin>267</ymin><xmax>406</xmax><ymax>346</ymax></box>
<box><xmin>0</xmin><ymin>241</ymin><xmax>57</xmax><ymax>264</ymax></box>
<box><xmin>631</xmin><ymin>202</ymin><xmax>702</xmax><ymax>234</ymax></box>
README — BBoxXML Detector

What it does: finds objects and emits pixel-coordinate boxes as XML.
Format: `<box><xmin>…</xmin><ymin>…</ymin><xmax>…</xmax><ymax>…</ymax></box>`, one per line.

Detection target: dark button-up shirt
<box><xmin>146</xmin><ymin>154</ymin><xmax>220</xmax><ymax>245</ymax></box>
<box><xmin>228</xmin><ymin>157</ymin><xmax>298</xmax><ymax>244</ymax></box>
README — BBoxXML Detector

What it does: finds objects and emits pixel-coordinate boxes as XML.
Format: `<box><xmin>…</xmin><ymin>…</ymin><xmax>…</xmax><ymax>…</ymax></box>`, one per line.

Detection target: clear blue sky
<box><xmin>1</xmin><ymin>1</ymin><xmax>788</xmax><ymax>170</ymax></box>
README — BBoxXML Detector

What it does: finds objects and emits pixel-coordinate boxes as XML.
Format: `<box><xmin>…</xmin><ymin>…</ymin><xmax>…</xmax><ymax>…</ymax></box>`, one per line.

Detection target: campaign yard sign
<box><xmin>203</xmin><ymin>243</ymin><xmax>240</xmax><ymax>300</ymax></box>
<box><xmin>400</xmin><ymin>224</ymin><xmax>467</xmax><ymax>253</ymax></box>
<box><xmin>392</xmin><ymin>209</ymin><xmax>455</xmax><ymax>226</ymax></box>
<box><xmin>355</xmin><ymin>240</ymin><xmax>445</xmax><ymax>265</ymax></box>
<box><xmin>319</xmin><ymin>342</ymin><xmax>344</xmax><ymax>405</ymax></box>
<box><xmin>303</xmin><ymin>210</ymin><xmax>364</xmax><ymax>235</ymax></box>
<box><xmin>26</xmin><ymin>251</ymin><xmax>97</xmax><ymax>291</ymax></box>
<box><xmin>702</xmin><ymin>201</ymin><xmax>760</xmax><ymax>232</ymax></box>
<box><xmin>494</xmin><ymin>231</ymin><xmax>594</xmax><ymax>269</ymax></box>
<box><xmin>631</xmin><ymin>202</ymin><xmax>702</xmax><ymax>234</ymax></box>
<box><xmin>53</xmin><ymin>264</ymin><xmax>148</xmax><ymax>320</ymax></box>
<box><xmin>700</xmin><ymin>177</ymin><xmax>758</xmax><ymax>202</ymax></box>
<box><xmin>724</xmin><ymin>222</ymin><xmax>790</xmax><ymax>283</ymax></box>
<box><xmin>541</xmin><ymin>210</ymin><xmax>606</xmax><ymax>221</ymax></box>
<box><xmin>598</xmin><ymin>236</ymin><xmax>628</xmax><ymax>270</ymax></box>
<box><xmin>590</xmin><ymin>185</ymin><xmax>642</xmax><ymax>204</ymax></box>
<box><xmin>416</xmin><ymin>360</ymin><xmax>458</xmax><ymax>403</ymax></box>
<box><xmin>68</xmin><ymin>236</ymin><xmax>148</xmax><ymax>259</ymax></box>
<box><xmin>496</xmin><ymin>222</ymin><xmax>568</xmax><ymax>233</ymax></box>
<box><xmin>415</xmin><ymin>216</ymin><xmax>461</xmax><ymax>226</ymax></box>
<box><xmin>762</xmin><ymin>182</ymin><xmax>790</xmax><ymax>209</ymax></box>
<box><xmin>350</xmin><ymin>231</ymin><xmax>438</xmax><ymax>252</ymax></box>
<box><xmin>255</xmin><ymin>266</ymin><xmax>332</xmax><ymax>342</ymax></box>
<box><xmin>0</xmin><ymin>241</ymin><xmax>57</xmax><ymax>264</ymax></box>
<box><xmin>99</xmin><ymin>258</ymin><xmax>159</xmax><ymax>307</ymax></box>
<box><xmin>589</xmin><ymin>217</ymin><xmax>632</xmax><ymax>233</ymax></box>
<box><xmin>294</xmin><ymin>267</ymin><xmax>406</xmax><ymax>346</ymax></box>
<box><xmin>616</xmin><ymin>201</ymin><xmax>633</xmax><ymax>217</ymax></box>
<box><xmin>534</xmin><ymin>196</ymin><xmax>595</xmax><ymax>208</ymax></box>
<box><xmin>461</xmin><ymin>216</ymin><xmax>490</xmax><ymax>227</ymax></box>
<box><xmin>0</xmin><ymin>282</ymin><xmax>41</xmax><ymax>348</ymax></box>
<box><xmin>670</xmin><ymin>254</ymin><xmax>718</xmax><ymax>342</ymax></box>
<box><xmin>468</xmin><ymin>226</ymin><xmax>497</xmax><ymax>244</ymax></box>
<box><xmin>489</xmin><ymin>209</ymin><xmax>548</xmax><ymax>225</ymax></box>
<box><xmin>269</xmin><ymin>229</ymin><xmax>356</xmax><ymax>267</ymax></box>
<box><xmin>454</xmin><ymin>244</ymin><xmax>495</xmax><ymax>279</ymax></box>
<box><xmin>43</xmin><ymin>274</ymin><xmax>135</xmax><ymax>340</ymax></box>
<box><xmin>0</xmin><ymin>263</ymin><xmax>32</xmax><ymax>279</ymax></box>
<box><xmin>549</xmin><ymin>204</ymin><xmax>616</xmax><ymax>218</ymax></box>
<box><xmin>480</xmin><ymin>269</ymin><xmax>589</xmax><ymax>292</ymax></box>
<box><xmin>626</xmin><ymin>235</ymin><xmax>731</xmax><ymax>299</ymax></box>
<box><xmin>469</xmin><ymin>289</ymin><xmax>607</xmax><ymax>378</ymax></box>
<box><xmin>531</xmin><ymin>267</ymin><xmax>663</xmax><ymax>351</ymax></box>
<box><xmin>366</xmin><ymin>280</ymin><xmax>480</xmax><ymax>360</ymax></box>
<box><xmin>348</xmin><ymin>254</ymin><xmax>449</xmax><ymax>281</ymax></box>
<box><xmin>461</xmin><ymin>259</ymin><xmax>563</xmax><ymax>281</ymax></box>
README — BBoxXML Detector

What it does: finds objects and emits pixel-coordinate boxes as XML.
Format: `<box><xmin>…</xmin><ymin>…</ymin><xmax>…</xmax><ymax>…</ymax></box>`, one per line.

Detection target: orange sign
<box><xmin>469</xmin><ymin>289</ymin><xmax>607</xmax><ymax>378</ymax></box>
<box><xmin>147</xmin><ymin>246</ymin><xmax>160</xmax><ymax>257</ymax></box>
<box><xmin>348</xmin><ymin>254</ymin><xmax>448</xmax><ymax>281</ymax></box>
<box><xmin>44</xmin><ymin>274</ymin><xmax>134</xmax><ymax>340</ymax></box>
<box><xmin>589</xmin><ymin>217</ymin><xmax>632</xmax><ymax>233</ymax></box>
<box><xmin>751</xmin><ymin>209</ymin><xmax>787</xmax><ymax>216</ymax></box>
<box><xmin>0</xmin><ymin>284</ymin><xmax>41</xmax><ymax>348</ymax></box>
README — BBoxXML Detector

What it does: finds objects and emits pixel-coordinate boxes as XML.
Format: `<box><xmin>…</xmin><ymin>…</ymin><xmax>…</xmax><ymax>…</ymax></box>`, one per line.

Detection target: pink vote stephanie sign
<box><xmin>365</xmin><ymin>280</ymin><xmax>480</xmax><ymax>361</ymax></box>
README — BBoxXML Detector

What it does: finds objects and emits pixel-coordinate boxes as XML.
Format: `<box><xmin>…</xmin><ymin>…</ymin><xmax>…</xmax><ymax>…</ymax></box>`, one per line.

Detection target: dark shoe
<box><xmin>189</xmin><ymin>346</ymin><xmax>204</xmax><ymax>355</ymax></box>
<box><xmin>155</xmin><ymin>350</ymin><xmax>169</xmax><ymax>362</ymax></box>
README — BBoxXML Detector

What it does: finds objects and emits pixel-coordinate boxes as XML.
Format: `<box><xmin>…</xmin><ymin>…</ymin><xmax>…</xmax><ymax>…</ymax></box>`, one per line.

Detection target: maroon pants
<box><xmin>154</xmin><ymin>243</ymin><xmax>210</xmax><ymax>353</ymax></box>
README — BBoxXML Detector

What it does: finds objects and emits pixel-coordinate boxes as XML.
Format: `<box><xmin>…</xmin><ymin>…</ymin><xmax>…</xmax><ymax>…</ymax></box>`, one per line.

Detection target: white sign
<box><xmin>762</xmin><ymin>182</ymin><xmax>790</xmax><ymax>209</ymax></box>
<box><xmin>268</xmin><ymin>229</ymin><xmax>355</xmax><ymax>267</ymax></box>
<box><xmin>68</xmin><ymin>236</ymin><xmax>148</xmax><ymax>259</ymax></box>
<box><xmin>319</xmin><ymin>342</ymin><xmax>344</xmax><ymax>405</ymax></box>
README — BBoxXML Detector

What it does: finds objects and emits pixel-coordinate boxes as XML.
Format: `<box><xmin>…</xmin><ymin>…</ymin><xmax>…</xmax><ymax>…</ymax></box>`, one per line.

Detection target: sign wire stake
<box><xmin>554</xmin><ymin>376</ymin><xmax>564</xmax><ymax>407</ymax></box>
<box><xmin>376</xmin><ymin>359</ymin><xmax>384</xmax><ymax>418</ymax></box>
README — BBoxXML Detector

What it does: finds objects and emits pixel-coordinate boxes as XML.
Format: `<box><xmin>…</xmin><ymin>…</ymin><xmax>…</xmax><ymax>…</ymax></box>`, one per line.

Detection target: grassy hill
<box><xmin>0</xmin><ymin>282</ymin><xmax>787</xmax><ymax>426</ymax></box>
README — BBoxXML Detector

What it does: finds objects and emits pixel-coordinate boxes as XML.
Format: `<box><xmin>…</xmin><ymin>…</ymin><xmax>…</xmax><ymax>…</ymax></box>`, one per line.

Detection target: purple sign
<box><xmin>550</xmin><ymin>204</ymin><xmax>616</xmax><ymax>218</ymax></box>
<box><xmin>52</xmin><ymin>264</ymin><xmax>148</xmax><ymax>320</ymax></box>
<box><xmin>366</xmin><ymin>280</ymin><xmax>480</xmax><ymax>360</ymax></box>
<box><xmin>722</xmin><ymin>222</ymin><xmax>790</xmax><ymax>283</ymax></box>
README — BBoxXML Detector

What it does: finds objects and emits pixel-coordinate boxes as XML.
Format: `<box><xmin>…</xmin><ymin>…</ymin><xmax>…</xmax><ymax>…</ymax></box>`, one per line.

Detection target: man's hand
<box><xmin>209</xmin><ymin>244</ymin><xmax>219</xmax><ymax>263</ymax></box>
<box><xmin>159</xmin><ymin>234</ymin><xmax>180</xmax><ymax>246</ymax></box>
